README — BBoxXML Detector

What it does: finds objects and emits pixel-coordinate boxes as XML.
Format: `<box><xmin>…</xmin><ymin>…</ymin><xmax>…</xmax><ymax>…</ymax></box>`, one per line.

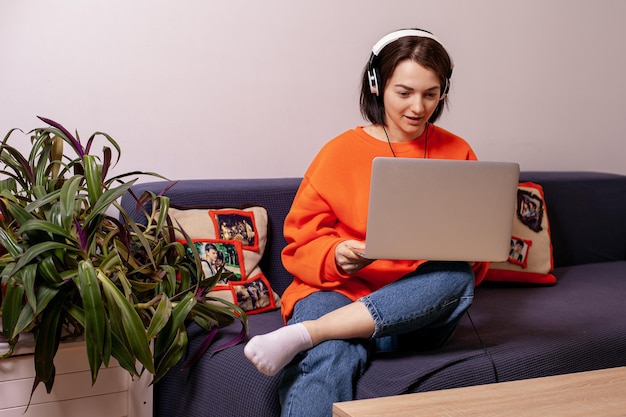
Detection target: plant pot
<box><xmin>0</xmin><ymin>337</ymin><xmax>153</xmax><ymax>417</ymax></box>
<box><xmin>0</xmin><ymin>318</ymin><xmax>7</xmax><ymax>356</ymax></box>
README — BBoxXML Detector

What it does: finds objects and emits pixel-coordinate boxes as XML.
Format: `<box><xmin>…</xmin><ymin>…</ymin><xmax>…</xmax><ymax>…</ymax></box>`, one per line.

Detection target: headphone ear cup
<box><xmin>368</xmin><ymin>67</ymin><xmax>380</xmax><ymax>96</ymax></box>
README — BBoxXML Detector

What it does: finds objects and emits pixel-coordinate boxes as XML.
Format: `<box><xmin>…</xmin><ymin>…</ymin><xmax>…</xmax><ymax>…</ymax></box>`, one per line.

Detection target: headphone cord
<box><xmin>382</xmin><ymin>123</ymin><xmax>429</xmax><ymax>158</ymax></box>
<box><xmin>466</xmin><ymin>310</ymin><xmax>500</xmax><ymax>383</ymax></box>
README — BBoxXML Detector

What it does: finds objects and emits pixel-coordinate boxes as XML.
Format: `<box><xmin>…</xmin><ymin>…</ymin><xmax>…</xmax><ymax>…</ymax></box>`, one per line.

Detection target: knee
<box><xmin>446</xmin><ymin>262</ymin><xmax>475</xmax><ymax>295</ymax></box>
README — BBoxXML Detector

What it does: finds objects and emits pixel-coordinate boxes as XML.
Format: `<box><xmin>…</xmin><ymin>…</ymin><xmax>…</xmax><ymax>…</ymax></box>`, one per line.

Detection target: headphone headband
<box><xmin>371</xmin><ymin>29</ymin><xmax>443</xmax><ymax>56</ymax></box>
<box><xmin>367</xmin><ymin>28</ymin><xmax>452</xmax><ymax>97</ymax></box>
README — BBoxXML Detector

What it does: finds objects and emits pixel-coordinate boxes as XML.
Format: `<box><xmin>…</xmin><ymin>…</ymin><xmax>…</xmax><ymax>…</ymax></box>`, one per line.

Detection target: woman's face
<box><xmin>382</xmin><ymin>60</ymin><xmax>443</xmax><ymax>142</ymax></box>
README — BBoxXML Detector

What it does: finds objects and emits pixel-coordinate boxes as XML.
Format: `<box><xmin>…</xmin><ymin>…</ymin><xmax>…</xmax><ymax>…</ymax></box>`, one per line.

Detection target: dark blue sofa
<box><xmin>121</xmin><ymin>172</ymin><xmax>626</xmax><ymax>417</ymax></box>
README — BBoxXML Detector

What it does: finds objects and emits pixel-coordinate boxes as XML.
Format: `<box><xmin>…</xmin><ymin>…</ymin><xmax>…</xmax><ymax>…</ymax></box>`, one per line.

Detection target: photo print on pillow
<box><xmin>483</xmin><ymin>182</ymin><xmax>557</xmax><ymax>285</ymax></box>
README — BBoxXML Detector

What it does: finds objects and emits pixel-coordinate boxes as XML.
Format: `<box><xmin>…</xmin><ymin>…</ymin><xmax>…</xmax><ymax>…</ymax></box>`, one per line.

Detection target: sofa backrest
<box><xmin>121</xmin><ymin>172</ymin><xmax>626</xmax><ymax>296</ymax></box>
<box><xmin>520</xmin><ymin>171</ymin><xmax>626</xmax><ymax>268</ymax></box>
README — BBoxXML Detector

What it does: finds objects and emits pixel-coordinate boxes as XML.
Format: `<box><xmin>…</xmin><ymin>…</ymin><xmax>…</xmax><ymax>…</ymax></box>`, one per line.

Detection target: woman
<box><xmin>245</xmin><ymin>28</ymin><xmax>489</xmax><ymax>417</ymax></box>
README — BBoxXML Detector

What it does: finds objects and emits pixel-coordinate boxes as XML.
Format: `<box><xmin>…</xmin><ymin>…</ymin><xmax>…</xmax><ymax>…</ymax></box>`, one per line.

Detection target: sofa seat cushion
<box><xmin>154</xmin><ymin>261</ymin><xmax>626</xmax><ymax>416</ymax></box>
<box><xmin>471</xmin><ymin>261</ymin><xmax>626</xmax><ymax>383</ymax></box>
<box><xmin>355</xmin><ymin>261</ymin><xmax>626</xmax><ymax>398</ymax></box>
<box><xmin>155</xmin><ymin>311</ymin><xmax>285</xmax><ymax>417</ymax></box>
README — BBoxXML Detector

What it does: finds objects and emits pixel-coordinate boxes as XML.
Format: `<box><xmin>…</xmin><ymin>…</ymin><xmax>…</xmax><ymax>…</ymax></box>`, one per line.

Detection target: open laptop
<box><xmin>363</xmin><ymin>157</ymin><xmax>520</xmax><ymax>262</ymax></box>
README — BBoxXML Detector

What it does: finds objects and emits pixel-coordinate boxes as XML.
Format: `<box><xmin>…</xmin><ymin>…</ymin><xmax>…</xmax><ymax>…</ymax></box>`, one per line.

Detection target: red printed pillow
<box><xmin>483</xmin><ymin>182</ymin><xmax>556</xmax><ymax>285</ymax></box>
<box><xmin>168</xmin><ymin>206</ymin><xmax>280</xmax><ymax>314</ymax></box>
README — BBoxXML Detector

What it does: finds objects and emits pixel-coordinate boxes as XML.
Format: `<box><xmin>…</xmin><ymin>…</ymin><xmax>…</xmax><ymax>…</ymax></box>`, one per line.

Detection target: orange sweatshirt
<box><xmin>280</xmin><ymin>125</ymin><xmax>489</xmax><ymax>321</ymax></box>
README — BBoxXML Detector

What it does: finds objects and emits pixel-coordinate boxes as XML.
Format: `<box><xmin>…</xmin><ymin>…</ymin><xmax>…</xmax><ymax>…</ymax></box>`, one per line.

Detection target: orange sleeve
<box><xmin>472</xmin><ymin>261</ymin><xmax>491</xmax><ymax>286</ymax></box>
<box><xmin>281</xmin><ymin>176</ymin><xmax>352</xmax><ymax>288</ymax></box>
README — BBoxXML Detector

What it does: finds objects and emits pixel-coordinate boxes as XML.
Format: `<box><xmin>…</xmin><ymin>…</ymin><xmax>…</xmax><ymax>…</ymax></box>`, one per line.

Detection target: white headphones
<box><xmin>367</xmin><ymin>29</ymin><xmax>452</xmax><ymax>96</ymax></box>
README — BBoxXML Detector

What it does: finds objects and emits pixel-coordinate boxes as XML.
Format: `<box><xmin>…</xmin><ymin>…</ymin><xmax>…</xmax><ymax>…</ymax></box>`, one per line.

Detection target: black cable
<box><xmin>382</xmin><ymin>125</ymin><xmax>398</xmax><ymax>157</ymax></box>
<box><xmin>466</xmin><ymin>310</ymin><xmax>500</xmax><ymax>383</ymax></box>
<box><xmin>382</xmin><ymin>123</ymin><xmax>429</xmax><ymax>158</ymax></box>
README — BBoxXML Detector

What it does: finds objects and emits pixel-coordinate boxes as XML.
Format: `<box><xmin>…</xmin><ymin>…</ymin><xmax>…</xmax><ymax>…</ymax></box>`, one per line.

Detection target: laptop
<box><xmin>363</xmin><ymin>157</ymin><xmax>520</xmax><ymax>262</ymax></box>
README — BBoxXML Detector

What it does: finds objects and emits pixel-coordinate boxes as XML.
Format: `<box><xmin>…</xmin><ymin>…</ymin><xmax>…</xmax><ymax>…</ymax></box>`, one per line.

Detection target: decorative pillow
<box><xmin>168</xmin><ymin>206</ymin><xmax>280</xmax><ymax>314</ymax></box>
<box><xmin>483</xmin><ymin>182</ymin><xmax>557</xmax><ymax>285</ymax></box>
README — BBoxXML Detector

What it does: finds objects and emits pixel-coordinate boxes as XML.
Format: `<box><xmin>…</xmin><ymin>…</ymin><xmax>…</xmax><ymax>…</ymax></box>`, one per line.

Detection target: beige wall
<box><xmin>1</xmin><ymin>0</ymin><xmax>625</xmax><ymax>180</ymax></box>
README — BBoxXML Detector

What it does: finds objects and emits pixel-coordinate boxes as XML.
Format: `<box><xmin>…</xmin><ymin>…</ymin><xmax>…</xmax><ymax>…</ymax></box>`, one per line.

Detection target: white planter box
<box><xmin>0</xmin><ymin>337</ymin><xmax>152</xmax><ymax>417</ymax></box>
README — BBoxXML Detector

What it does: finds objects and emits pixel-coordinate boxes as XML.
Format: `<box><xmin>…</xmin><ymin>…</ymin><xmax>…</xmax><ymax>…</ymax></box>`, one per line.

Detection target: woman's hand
<box><xmin>335</xmin><ymin>240</ymin><xmax>374</xmax><ymax>275</ymax></box>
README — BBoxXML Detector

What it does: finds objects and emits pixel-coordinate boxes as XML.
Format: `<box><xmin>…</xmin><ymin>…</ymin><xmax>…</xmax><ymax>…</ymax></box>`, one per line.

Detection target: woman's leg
<box><xmin>360</xmin><ymin>261</ymin><xmax>474</xmax><ymax>340</ymax></box>
<box><xmin>245</xmin><ymin>261</ymin><xmax>474</xmax><ymax>375</ymax></box>
<box><xmin>244</xmin><ymin>294</ymin><xmax>373</xmax><ymax>376</ymax></box>
<box><xmin>278</xmin><ymin>292</ymin><xmax>369</xmax><ymax>417</ymax></box>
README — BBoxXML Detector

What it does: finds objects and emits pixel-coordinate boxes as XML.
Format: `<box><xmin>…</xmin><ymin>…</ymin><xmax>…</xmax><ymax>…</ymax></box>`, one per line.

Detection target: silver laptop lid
<box><xmin>364</xmin><ymin>158</ymin><xmax>520</xmax><ymax>261</ymax></box>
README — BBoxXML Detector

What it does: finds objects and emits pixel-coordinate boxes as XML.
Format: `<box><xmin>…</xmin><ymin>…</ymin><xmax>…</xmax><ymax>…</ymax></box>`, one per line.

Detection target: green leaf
<box><xmin>146</xmin><ymin>294</ymin><xmax>172</xmax><ymax>340</ymax></box>
<box><xmin>17</xmin><ymin>219</ymin><xmax>77</xmax><ymax>245</ymax></box>
<box><xmin>193</xmin><ymin>299</ymin><xmax>244</xmax><ymax>331</ymax></box>
<box><xmin>127</xmin><ymin>280</ymin><xmax>160</xmax><ymax>292</ymax></box>
<box><xmin>12</xmin><ymin>285</ymin><xmax>60</xmax><ymax>336</ymax></box>
<box><xmin>98</xmin><ymin>271</ymin><xmax>155</xmax><ymax>374</ymax></box>
<box><xmin>83</xmin><ymin>155</ymin><xmax>102</xmax><ymax>207</ymax></box>
<box><xmin>77</xmin><ymin>260</ymin><xmax>107</xmax><ymax>384</ymax></box>
<box><xmin>0</xmin><ymin>143</ymin><xmax>34</xmax><ymax>185</ymax></box>
<box><xmin>110</xmin><ymin>329</ymin><xmax>140</xmax><ymax>376</ymax></box>
<box><xmin>154</xmin><ymin>196</ymin><xmax>170</xmax><ymax>237</ymax></box>
<box><xmin>34</xmin><ymin>291</ymin><xmax>66</xmax><ymax>393</ymax></box>
<box><xmin>49</xmin><ymin>134</ymin><xmax>63</xmax><ymax>180</ymax></box>
<box><xmin>101</xmin><ymin>313</ymin><xmax>112</xmax><ymax>368</ymax></box>
<box><xmin>115</xmin><ymin>204</ymin><xmax>158</xmax><ymax>268</ymax></box>
<box><xmin>83</xmin><ymin>180</ymin><xmax>136</xmax><ymax>226</ymax></box>
<box><xmin>21</xmin><ymin>264</ymin><xmax>38</xmax><ymax>313</ymax></box>
<box><xmin>102</xmin><ymin>291</ymin><xmax>139</xmax><ymax>376</ymax></box>
<box><xmin>0</xmin><ymin>227</ymin><xmax>22</xmax><ymax>259</ymax></box>
<box><xmin>33</xmin><ymin>284</ymin><xmax>64</xmax><ymax>315</ymax></box>
<box><xmin>13</xmin><ymin>302</ymin><xmax>35</xmax><ymax>336</ymax></box>
<box><xmin>3</xmin><ymin>199</ymin><xmax>39</xmax><ymax>232</ymax></box>
<box><xmin>32</xmin><ymin>139</ymin><xmax>53</xmax><ymax>189</ymax></box>
<box><xmin>59</xmin><ymin>175</ymin><xmax>83</xmax><ymax>229</ymax></box>
<box><xmin>38</xmin><ymin>256</ymin><xmax>63</xmax><ymax>284</ymax></box>
<box><xmin>99</xmin><ymin>250</ymin><xmax>121</xmax><ymax>273</ymax></box>
<box><xmin>23</xmin><ymin>188</ymin><xmax>62</xmax><ymax>213</ymax></box>
<box><xmin>160</xmin><ymin>264</ymin><xmax>178</xmax><ymax>296</ymax></box>
<box><xmin>155</xmin><ymin>292</ymin><xmax>196</xmax><ymax>357</ymax></box>
<box><xmin>11</xmin><ymin>241</ymin><xmax>77</xmax><ymax>277</ymax></box>
<box><xmin>86</xmin><ymin>131</ymin><xmax>122</xmax><ymax>170</ymax></box>
<box><xmin>154</xmin><ymin>325</ymin><xmax>187</xmax><ymax>384</ymax></box>
<box><xmin>1</xmin><ymin>279</ymin><xmax>25</xmax><ymax>340</ymax></box>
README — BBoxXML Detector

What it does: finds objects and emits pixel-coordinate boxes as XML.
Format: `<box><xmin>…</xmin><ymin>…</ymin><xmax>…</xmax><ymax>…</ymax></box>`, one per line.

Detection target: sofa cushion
<box><xmin>483</xmin><ymin>182</ymin><xmax>556</xmax><ymax>285</ymax></box>
<box><xmin>155</xmin><ymin>311</ymin><xmax>285</xmax><ymax>417</ymax></box>
<box><xmin>169</xmin><ymin>206</ymin><xmax>281</xmax><ymax>314</ymax></box>
<box><xmin>154</xmin><ymin>261</ymin><xmax>626</xmax><ymax>416</ymax></box>
<box><xmin>355</xmin><ymin>261</ymin><xmax>626</xmax><ymax>397</ymax></box>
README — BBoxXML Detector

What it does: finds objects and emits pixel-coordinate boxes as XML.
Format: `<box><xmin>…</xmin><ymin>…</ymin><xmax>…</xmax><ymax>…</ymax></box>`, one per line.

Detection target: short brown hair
<box><xmin>360</xmin><ymin>34</ymin><xmax>453</xmax><ymax>125</ymax></box>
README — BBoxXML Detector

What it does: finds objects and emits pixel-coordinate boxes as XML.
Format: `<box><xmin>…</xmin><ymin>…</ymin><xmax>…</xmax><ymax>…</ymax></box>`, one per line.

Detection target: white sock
<box><xmin>244</xmin><ymin>323</ymin><xmax>313</xmax><ymax>376</ymax></box>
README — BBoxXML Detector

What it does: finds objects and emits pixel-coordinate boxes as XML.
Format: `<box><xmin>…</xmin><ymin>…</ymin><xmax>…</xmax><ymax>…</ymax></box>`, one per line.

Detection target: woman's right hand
<box><xmin>335</xmin><ymin>240</ymin><xmax>374</xmax><ymax>275</ymax></box>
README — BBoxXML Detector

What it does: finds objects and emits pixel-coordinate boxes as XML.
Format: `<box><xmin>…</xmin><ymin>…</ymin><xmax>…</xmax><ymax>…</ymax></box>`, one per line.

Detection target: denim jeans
<box><xmin>278</xmin><ymin>261</ymin><xmax>474</xmax><ymax>417</ymax></box>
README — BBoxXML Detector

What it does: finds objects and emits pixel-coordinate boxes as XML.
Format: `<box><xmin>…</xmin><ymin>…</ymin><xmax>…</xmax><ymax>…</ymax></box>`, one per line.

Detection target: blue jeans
<box><xmin>278</xmin><ymin>261</ymin><xmax>474</xmax><ymax>417</ymax></box>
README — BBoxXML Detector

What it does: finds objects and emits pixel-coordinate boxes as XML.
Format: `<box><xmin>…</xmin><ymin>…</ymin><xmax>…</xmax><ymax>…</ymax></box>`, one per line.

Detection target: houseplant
<box><xmin>0</xmin><ymin>117</ymin><xmax>247</xmax><ymax>395</ymax></box>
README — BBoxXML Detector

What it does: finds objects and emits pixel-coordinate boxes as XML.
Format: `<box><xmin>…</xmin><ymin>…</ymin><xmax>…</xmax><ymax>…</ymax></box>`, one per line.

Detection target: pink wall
<box><xmin>1</xmin><ymin>0</ymin><xmax>624</xmax><ymax>180</ymax></box>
